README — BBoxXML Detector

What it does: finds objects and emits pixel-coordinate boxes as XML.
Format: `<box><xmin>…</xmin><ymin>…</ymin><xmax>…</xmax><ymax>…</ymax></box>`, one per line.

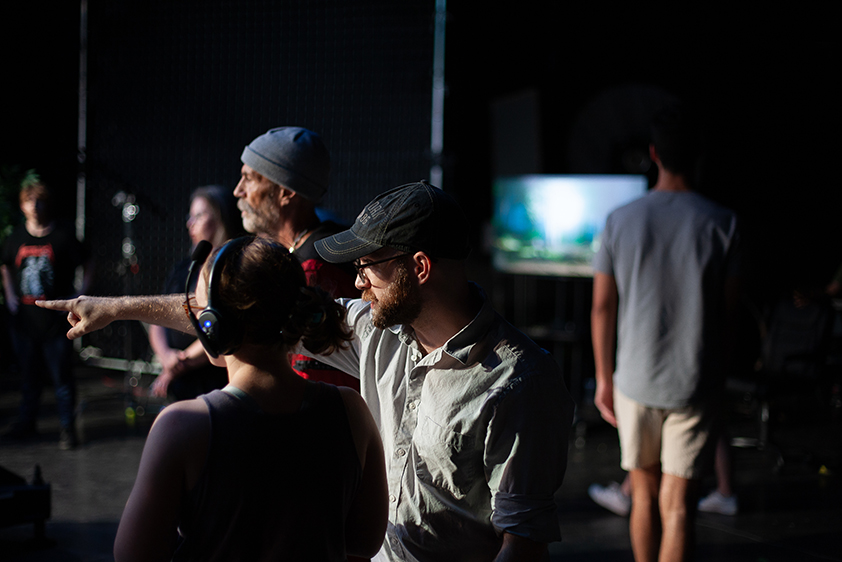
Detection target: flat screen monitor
<box><xmin>492</xmin><ymin>174</ymin><xmax>648</xmax><ymax>277</ymax></box>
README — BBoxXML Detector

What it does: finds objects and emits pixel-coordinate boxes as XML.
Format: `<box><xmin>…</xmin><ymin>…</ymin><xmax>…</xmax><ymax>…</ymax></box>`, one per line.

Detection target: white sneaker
<box><xmin>588</xmin><ymin>481</ymin><xmax>631</xmax><ymax>516</ymax></box>
<box><xmin>698</xmin><ymin>490</ymin><xmax>739</xmax><ymax>515</ymax></box>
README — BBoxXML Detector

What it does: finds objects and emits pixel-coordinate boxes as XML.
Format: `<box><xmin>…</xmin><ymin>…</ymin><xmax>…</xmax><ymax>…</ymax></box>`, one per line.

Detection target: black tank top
<box><xmin>173</xmin><ymin>382</ymin><xmax>361</xmax><ymax>561</ymax></box>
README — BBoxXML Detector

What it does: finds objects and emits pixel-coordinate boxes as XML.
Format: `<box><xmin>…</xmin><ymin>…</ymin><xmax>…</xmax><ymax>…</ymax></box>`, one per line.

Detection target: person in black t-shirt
<box><xmin>1</xmin><ymin>179</ymin><xmax>92</xmax><ymax>449</ymax></box>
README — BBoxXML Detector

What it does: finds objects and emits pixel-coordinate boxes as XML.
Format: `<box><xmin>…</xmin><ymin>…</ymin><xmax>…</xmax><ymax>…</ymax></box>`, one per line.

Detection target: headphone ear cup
<box><xmin>197</xmin><ymin>237</ymin><xmax>252</xmax><ymax>357</ymax></box>
<box><xmin>197</xmin><ymin>307</ymin><xmax>224</xmax><ymax>357</ymax></box>
<box><xmin>202</xmin><ymin>240</ymin><xmax>239</xmax><ymax>356</ymax></box>
<box><xmin>197</xmin><ymin>305</ymin><xmax>242</xmax><ymax>357</ymax></box>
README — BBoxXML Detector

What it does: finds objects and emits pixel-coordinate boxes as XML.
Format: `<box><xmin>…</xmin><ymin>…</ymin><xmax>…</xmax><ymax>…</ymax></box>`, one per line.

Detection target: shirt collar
<box><xmin>444</xmin><ymin>283</ymin><xmax>494</xmax><ymax>364</ymax></box>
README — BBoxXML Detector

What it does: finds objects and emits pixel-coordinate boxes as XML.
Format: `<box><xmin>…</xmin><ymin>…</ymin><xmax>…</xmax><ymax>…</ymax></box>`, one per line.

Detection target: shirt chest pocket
<box><xmin>413</xmin><ymin>414</ymin><xmax>482</xmax><ymax>500</ymax></box>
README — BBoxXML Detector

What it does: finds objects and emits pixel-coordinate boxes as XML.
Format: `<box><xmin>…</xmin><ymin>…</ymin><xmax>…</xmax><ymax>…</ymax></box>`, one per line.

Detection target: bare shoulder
<box><xmin>337</xmin><ymin>386</ymin><xmax>377</xmax><ymax>424</ymax></box>
<box><xmin>148</xmin><ymin>398</ymin><xmax>210</xmax><ymax>446</ymax></box>
<box><xmin>155</xmin><ymin>396</ymin><xmax>209</xmax><ymax>421</ymax></box>
<box><xmin>337</xmin><ymin>386</ymin><xmax>373</xmax><ymax>426</ymax></box>
<box><xmin>336</xmin><ymin>385</ymin><xmax>365</xmax><ymax>410</ymax></box>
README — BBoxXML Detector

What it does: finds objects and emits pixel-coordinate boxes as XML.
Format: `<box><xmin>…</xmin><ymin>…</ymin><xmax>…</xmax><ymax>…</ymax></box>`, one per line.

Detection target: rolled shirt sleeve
<box><xmin>484</xmin><ymin>352</ymin><xmax>573</xmax><ymax>542</ymax></box>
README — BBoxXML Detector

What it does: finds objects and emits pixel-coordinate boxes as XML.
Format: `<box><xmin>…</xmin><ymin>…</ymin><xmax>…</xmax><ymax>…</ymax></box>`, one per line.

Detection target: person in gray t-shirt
<box><xmin>591</xmin><ymin>105</ymin><xmax>741</xmax><ymax>562</ymax></box>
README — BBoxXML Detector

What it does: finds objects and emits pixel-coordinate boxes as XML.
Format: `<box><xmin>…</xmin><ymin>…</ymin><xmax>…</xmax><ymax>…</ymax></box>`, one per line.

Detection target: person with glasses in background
<box><xmin>147</xmin><ymin>185</ymin><xmax>244</xmax><ymax>401</ymax></box>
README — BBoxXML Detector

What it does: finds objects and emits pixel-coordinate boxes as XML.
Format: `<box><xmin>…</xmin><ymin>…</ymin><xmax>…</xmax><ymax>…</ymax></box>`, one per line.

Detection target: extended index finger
<box><xmin>35</xmin><ymin>299</ymin><xmax>73</xmax><ymax>312</ymax></box>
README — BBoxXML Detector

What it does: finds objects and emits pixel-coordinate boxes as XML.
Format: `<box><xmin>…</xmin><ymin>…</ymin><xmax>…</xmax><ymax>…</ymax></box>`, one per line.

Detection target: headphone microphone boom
<box><xmin>189</xmin><ymin>240</ymin><xmax>213</xmax><ymax>272</ymax></box>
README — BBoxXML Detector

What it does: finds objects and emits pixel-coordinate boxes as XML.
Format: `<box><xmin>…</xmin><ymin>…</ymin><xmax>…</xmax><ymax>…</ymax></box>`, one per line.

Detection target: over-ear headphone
<box><xmin>185</xmin><ymin>238</ymin><xmax>243</xmax><ymax>358</ymax></box>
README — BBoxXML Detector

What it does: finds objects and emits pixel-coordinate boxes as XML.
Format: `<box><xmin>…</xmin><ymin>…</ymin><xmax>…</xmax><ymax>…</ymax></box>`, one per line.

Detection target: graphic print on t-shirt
<box><xmin>16</xmin><ymin>244</ymin><xmax>55</xmax><ymax>304</ymax></box>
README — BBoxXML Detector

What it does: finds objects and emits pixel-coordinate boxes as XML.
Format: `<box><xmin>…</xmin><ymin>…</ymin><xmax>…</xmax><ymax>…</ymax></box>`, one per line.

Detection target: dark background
<box><xmin>1</xmin><ymin>2</ymin><xmax>839</xmax><ymax>359</ymax></box>
<box><xmin>443</xmin><ymin>4</ymin><xmax>839</xmax><ymax>295</ymax></box>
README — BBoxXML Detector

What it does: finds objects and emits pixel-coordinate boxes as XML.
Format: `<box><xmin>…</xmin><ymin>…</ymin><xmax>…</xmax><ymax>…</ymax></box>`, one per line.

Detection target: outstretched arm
<box><xmin>36</xmin><ymin>294</ymin><xmax>193</xmax><ymax>340</ymax></box>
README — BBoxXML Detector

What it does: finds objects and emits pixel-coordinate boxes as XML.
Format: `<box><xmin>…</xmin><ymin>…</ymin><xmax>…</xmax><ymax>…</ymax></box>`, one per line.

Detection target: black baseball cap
<box><xmin>315</xmin><ymin>181</ymin><xmax>471</xmax><ymax>263</ymax></box>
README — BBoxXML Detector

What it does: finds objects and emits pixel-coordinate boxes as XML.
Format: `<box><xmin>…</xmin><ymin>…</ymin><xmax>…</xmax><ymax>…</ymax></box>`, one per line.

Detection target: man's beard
<box><xmin>363</xmin><ymin>261</ymin><xmax>422</xmax><ymax>329</ymax></box>
<box><xmin>238</xmin><ymin>188</ymin><xmax>280</xmax><ymax>236</ymax></box>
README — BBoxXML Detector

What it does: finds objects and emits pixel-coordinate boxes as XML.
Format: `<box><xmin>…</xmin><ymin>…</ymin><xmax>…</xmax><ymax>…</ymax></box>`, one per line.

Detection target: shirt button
<box><xmin>408</xmin><ymin>402</ymin><xmax>416</xmax><ymax>410</ymax></box>
<box><xmin>396</xmin><ymin>448</ymin><xmax>406</xmax><ymax>457</ymax></box>
<box><xmin>389</xmin><ymin>494</ymin><xmax>397</xmax><ymax>503</ymax></box>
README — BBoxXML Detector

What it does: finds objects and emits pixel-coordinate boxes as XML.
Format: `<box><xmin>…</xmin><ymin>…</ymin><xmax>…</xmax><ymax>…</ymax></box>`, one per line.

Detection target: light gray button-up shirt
<box><xmin>304</xmin><ymin>285</ymin><xmax>574</xmax><ymax>562</ymax></box>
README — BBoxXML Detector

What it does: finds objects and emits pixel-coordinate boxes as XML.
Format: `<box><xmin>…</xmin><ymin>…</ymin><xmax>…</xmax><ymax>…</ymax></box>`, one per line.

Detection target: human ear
<box><xmin>649</xmin><ymin>144</ymin><xmax>660</xmax><ymax>164</ymax></box>
<box><xmin>277</xmin><ymin>187</ymin><xmax>296</xmax><ymax>207</ymax></box>
<box><xmin>413</xmin><ymin>252</ymin><xmax>433</xmax><ymax>285</ymax></box>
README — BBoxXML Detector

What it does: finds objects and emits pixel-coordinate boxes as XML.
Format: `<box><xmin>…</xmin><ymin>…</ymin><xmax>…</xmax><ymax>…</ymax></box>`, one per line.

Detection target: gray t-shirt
<box><xmin>593</xmin><ymin>190</ymin><xmax>740</xmax><ymax>408</ymax></box>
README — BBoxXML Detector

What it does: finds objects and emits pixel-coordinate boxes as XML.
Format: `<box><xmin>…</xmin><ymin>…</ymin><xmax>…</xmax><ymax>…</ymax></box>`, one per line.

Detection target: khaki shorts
<box><xmin>614</xmin><ymin>387</ymin><xmax>718</xmax><ymax>480</ymax></box>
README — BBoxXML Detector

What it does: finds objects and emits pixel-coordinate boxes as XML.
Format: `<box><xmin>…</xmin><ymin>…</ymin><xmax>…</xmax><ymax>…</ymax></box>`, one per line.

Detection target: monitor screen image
<box><xmin>492</xmin><ymin>174</ymin><xmax>648</xmax><ymax>277</ymax></box>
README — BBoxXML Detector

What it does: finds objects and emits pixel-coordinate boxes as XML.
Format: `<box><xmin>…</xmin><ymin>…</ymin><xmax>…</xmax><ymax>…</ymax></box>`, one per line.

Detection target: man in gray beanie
<box><xmin>239</xmin><ymin>127</ymin><xmax>329</xmax><ymax>205</ymax></box>
<box><xmin>237</xmin><ymin>126</ymin><xmax>330</xmax><ymax>246</ymax></box>
<box><xmin>236</xmin><ymin>126</ymin><xmax>360</xmax><ymax>390</ymax></box>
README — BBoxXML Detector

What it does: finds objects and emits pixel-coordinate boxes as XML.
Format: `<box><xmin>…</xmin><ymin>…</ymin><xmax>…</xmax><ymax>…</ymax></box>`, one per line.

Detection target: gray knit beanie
<box><xmin>240</xmin><ymin>127</ymin><xmax>330</xmax><ymax>203</ymax></box>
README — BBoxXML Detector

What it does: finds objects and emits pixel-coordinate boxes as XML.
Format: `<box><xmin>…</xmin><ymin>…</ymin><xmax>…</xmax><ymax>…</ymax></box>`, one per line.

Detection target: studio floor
<box><xmin>1</xmin><ymin>365</ymin><xmax>840</xmax><ymax>562</ymax></box>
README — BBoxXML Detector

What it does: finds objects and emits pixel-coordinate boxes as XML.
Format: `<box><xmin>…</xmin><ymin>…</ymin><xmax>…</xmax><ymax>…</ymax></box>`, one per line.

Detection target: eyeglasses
<box><xmin>353</xmin><ymin>253</ymin><xmax>412</xmax><ymax>283</ymax></box>
<box><xmin>186</xmin><ymin>211</ymin><xmax>211</xmax><ymax>224</ymax></box>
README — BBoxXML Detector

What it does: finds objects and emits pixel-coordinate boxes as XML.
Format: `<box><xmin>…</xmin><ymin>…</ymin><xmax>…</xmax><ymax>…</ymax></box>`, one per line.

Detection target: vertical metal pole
<box><xmin>429</xmin><ymin>0</ymin><xmax>446</xmax><ymax>189</ymax></box>
<box><xmin>77</xmin><ymin>0</ymin><xmax>87</xmax><ymax>242</ymax></box>
<box><xmin>75</xmin><ymin>0</ymin><xmax>88</xmax><ymax>353</ymax></box>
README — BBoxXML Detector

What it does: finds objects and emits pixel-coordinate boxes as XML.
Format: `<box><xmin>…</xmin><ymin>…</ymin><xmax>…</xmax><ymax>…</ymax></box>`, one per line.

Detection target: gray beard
<box><xmin>239</xmin><ymin>198</ymin><xmax>280</xmax><ymax>236</ymax></box>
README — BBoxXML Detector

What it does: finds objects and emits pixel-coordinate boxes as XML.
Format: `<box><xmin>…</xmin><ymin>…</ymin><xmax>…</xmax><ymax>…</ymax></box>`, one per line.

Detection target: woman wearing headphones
<box><xmin>114</xmin><ymin>235</ymin><xmax>388</xmax><ymax>561</ymax></box>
